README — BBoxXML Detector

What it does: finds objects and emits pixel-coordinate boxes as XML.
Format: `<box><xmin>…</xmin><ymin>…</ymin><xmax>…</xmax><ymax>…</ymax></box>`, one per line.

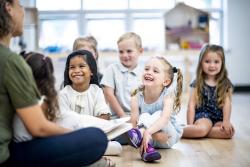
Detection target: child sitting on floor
<box><xmin>127</xmin><ymin>56</ymin><xmax>183</xmax><ymax>162</ymax></box>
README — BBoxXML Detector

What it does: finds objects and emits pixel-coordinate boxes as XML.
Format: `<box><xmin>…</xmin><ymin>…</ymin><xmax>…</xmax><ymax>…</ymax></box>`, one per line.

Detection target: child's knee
<box><xmin>152</xmin><ymin>132</ymin><xmax>168</xmax><ymax>143</ymax></box>
<box><xmin>197</xmin><ymin>126</ymin><xmax>210</xmax><ymax>137</ymax></box>
<box><xmin>153</xmin><ymin>131</ymin><xmax>181</xmax><ymax>148</ymax></box>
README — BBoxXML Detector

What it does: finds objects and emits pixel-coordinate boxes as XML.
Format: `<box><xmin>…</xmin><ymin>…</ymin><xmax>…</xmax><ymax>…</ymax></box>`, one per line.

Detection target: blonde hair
<box><xmin>131</xmin><ymin>56</ymin><xmax>183</xmax><ymax>113</ymax></box>
<box><xmin>195</xmin><ymin>44</ymin><xmax>233</xmax><ymax>108</ymax></box>
<box><xmin>117</xmin><ymin>32</ymin><xmax>142</xmax><ymax>50</ymax></box>
<box><xmin>72</xmin><ymin>36</ymin><xmax>99</xmax><ymax>59</ymax></box>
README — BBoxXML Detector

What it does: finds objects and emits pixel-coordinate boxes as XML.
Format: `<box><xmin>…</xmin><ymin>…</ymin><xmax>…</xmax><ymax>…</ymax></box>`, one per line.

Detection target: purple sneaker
<box><xmin>127</xmin><ymin>128</ymin><xmax>142</xmax><ymax>148</ymax></box>
<box><xmin>141</xmin><ymin>144</ymin><xmax>161</xmax><ymax>162</ymax></box>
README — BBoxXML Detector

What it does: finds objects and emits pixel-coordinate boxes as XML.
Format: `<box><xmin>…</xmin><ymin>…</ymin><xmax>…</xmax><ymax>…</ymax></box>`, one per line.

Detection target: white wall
<box><xmin>226</xmin><ymin>0</ymin><xmax>250</xmax><ymax>85</ymax></box>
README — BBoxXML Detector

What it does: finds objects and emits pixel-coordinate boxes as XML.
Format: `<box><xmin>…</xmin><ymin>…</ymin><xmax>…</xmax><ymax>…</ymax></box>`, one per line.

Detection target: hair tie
<box><xmin>24</xmin><ymin>53</ymin><xmax>33</xmax><ymax>61</ymax></box>
<box><xmin>172</xmin><ymin>67</ymin><xmax>178</xmax><ymax>73</ymax></box>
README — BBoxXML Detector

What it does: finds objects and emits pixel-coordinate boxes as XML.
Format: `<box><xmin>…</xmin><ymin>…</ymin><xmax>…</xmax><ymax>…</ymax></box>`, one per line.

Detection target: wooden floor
<box><xmin>107</xmin><ymin>93</ymin><xmax>250</xmax><ymax>167</ymax></box>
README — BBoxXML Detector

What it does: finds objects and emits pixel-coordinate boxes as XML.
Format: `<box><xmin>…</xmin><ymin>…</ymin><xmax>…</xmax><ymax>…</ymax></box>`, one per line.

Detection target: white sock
<box><xmin>104</xmin><ymin>141</ymin><xmax>122</xmax><ymax>156</ymax></box>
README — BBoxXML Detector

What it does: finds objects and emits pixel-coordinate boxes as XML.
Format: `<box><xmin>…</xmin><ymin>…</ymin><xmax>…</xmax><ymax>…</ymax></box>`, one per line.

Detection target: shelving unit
<box><xmin>164</xmin><ymin>3</ymin><xmax>209</xmax><ymax>50</ymax></box>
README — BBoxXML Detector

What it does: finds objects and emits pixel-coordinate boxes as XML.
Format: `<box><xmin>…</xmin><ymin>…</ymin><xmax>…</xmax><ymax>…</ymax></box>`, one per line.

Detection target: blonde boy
<box><xmin>101</xmin><ymin>32</ymin><xmax>144</xmax><ymax>118</ymax></box>
<box><xmin>72</xmin><ymin>36</ymin><xmax>99</xmax><ymax>60</ymax></box>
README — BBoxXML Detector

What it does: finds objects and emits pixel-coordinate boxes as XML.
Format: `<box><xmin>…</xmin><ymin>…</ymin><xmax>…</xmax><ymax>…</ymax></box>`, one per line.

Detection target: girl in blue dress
<box><xmin>127</xmin><ymin>56</ymin><xmax>183</xmax><ymax>162</ymax></box>
<box><xmin>182</xmin><ymin>44</ymin><xmax>234</xmax><ymax>139</ymax></box>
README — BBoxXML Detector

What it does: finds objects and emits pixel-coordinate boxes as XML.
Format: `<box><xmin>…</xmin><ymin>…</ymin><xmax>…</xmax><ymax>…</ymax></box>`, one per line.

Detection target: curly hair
<box><xmin>0</xmin><ymin>0</ymin><xmax>14</xmax><ymax>38</ymax></box>
<box><xmin>20</xmin><ymin>51</ymin><xmax>59</xmax><ymax>121</ymax></box>
<box><xmin>195</xmin><ymin>44</ymin><xmax>233</xmax><ymax>108</ymax></box>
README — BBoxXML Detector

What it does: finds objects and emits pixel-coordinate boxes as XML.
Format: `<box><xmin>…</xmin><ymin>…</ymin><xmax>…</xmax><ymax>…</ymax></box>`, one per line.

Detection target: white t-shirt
<box><xmin>59</xmin><ymin>84</ymin><xmax>111</xmax><ymax>117</ymax></box>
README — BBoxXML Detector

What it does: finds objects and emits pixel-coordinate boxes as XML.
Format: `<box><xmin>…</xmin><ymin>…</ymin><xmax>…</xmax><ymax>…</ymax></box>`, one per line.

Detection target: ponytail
<box><xmin>173</xmin><ymin>68</ymin><xmax>183</xmax><ymax>113</ymax></box>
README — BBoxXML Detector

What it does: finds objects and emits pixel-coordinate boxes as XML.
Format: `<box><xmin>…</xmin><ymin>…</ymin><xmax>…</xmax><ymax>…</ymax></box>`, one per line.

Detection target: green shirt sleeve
<box><xmin>4</xmin><ymin>53</ymin><xmax>40</xmax><ymax>109</ymax></box>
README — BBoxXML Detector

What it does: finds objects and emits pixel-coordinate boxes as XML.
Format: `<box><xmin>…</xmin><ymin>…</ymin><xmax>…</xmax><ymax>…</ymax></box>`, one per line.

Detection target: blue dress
<box><xmin>137</xmin><ymin>88</ymin><xmax>183</xmax><ymax>148</ymax></box>
<box><xmin>190</xmin><ymin>81</ymin><xmax>223</xmax><ymax>125</ymax></box>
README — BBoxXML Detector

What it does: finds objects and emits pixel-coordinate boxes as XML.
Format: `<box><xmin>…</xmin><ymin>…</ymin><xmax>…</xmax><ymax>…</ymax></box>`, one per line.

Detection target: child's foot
<box><xmin>127</xmin><ymin>128</ymin><xmax>142</xmax><ymax>148</ymax></box>
<box><xmin>141</xmin><ymin>144</ymin><xmax>161</xmax><ymax>162</ymax></box>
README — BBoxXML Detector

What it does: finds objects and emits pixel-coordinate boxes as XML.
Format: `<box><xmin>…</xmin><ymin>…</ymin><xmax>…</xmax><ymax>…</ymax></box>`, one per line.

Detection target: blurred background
<box><xmin>12</xmin><ymin>0</ymin><xmax>250</xmax><ymax>92</ymax></box>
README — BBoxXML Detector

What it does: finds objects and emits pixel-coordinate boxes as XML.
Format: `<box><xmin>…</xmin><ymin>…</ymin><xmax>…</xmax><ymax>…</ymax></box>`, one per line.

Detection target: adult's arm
<box><xmin>17</xmin><ymin>104</ymin><xmax>71</xmax><ymax>137</ymax></box>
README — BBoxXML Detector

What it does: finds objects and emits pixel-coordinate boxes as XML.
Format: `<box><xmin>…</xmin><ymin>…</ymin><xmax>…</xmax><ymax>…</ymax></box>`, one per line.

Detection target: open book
<box><xmin>79</xmin><ymin>115</ymin><xmax>132</xmax><ymax>140</ymax></box>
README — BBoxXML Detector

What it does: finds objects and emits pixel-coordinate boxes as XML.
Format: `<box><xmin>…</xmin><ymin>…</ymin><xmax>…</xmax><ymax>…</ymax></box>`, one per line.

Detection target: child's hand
<box><xmin>220</xmin><ymin>121</ymin><xmax>234</xmax><ymax>136</ymax></box>
<box><xmin>141</xmin><ymin>130</ymin><xmax>152</xmax><ymax>153</ymax></box>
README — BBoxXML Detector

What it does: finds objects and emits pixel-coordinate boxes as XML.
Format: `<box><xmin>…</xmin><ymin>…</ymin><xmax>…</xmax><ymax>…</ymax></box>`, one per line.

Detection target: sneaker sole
<box><xmin>142</xmin><ymin>151</ymin><xmax>161</xmax><ymax>162</ymax></box>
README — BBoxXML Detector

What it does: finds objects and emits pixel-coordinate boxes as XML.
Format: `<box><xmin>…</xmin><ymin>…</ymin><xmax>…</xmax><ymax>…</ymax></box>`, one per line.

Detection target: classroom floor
<box><xmin>107</xmin><ymin>93</ymin><xmax>250</xmax><ymax>167</ymax></box>
<box><xmin>52</xmin><ymin>56</ymin><xmax>250</xmax><ymax>167</ymax></box>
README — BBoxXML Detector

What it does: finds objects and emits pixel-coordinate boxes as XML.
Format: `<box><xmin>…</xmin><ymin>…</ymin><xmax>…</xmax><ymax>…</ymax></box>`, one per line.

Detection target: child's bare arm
<box><xmin>102</xmin><ymin>86</ymin><xmax>126</xmax><ymax>117</ymax></box>
<box><xmin>222</xmin><ymin>93</ymin><xmax>232</xmax><ymax>122</ymax></box>
<box><xmin>130</xmin><ymin>96</ymin><xmax>139</xmax><ymax>127</ymax></box>
<box><xmin>187</xmin><ymin>88</ymin><xmax>196</xmax><ymax>124</ymax></box>
<box><xmin>221</xmin><ymin>93</ymin><xmax>234</xmax><ymax>135</ymax></box>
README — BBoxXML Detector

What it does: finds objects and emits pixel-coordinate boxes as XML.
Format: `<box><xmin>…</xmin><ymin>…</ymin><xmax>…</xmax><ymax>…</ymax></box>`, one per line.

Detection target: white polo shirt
<box><xmin>101</xmin><ymin>63</ymin><xmax>143</xmax><ymax>115</ymax></box>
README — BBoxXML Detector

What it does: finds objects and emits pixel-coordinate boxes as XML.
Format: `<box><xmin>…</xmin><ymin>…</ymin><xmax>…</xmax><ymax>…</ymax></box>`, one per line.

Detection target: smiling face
<box><xmin>202</xmin><ymin>51</ymin><xmax>222</xmax><ymax>79</ymax></box>
<box><xmin>69</xmin><ymin>56</ymin><xmax>92</xmax><ymax>91</ymax></box>
<box><xmin>118</xmin><ymin>38</ymin><xmax>142</xmax><ymax>70</ymax></box>
<box><xmin>143</xmin><ymin>58</ymin><xmax>171</xmax><ymax>88</ymax></box>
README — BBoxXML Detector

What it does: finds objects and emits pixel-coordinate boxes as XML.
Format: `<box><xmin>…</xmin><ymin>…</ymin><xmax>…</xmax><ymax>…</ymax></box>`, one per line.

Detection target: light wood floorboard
<box><xmin>107</xmin><ymin>93</ymin><xmax>250</xmax><ymax>167</ymax></box>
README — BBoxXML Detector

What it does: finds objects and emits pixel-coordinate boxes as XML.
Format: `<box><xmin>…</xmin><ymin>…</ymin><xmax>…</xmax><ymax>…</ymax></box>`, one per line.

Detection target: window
<box><xmin>36</xmin><ymin>0</ymin><xmax>224</xmax><ymax>51</ymax></box>
<box><xmin>176</xmin><ymin>0</ymin><xmax>222</xmax><ymax>9</ymax></box>
<box><xmin>36</xmin><ymin>0</ymin><xmax>81</xmax><ymax>10</ymax></box>
<box><xmin>83</xmin><ymin>0</ymin><xmax>127</xmax><ymax>10</ymax></box>
<box><xmin>86</xmin><ymin>19</ymin><xmax>125</xmax><ymax>51</ymax></box>
<box><xmin>39</xmin><ymin>20</ymin><xmax>78</xmax><ymax>50</ymax></box>
<box><xmin>133</xmin><ymin>19</ymin><xmax>165</xmax><ymax>51</ymax></box>
<box><xmin>130</xmin><ymin>0</ymin><xmax>174</xmax><ymax>9</ymax></box>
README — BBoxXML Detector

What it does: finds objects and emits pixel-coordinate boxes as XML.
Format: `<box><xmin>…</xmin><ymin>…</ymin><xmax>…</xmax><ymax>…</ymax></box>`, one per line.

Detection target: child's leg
<box><xmin>104</xmin><ymin>141</ymin><xmax>122</xmax><ymax>156</ymax></box>
<box><xmin>207</xmin><ymin>122</ymin><xmax>235</xmax><ymax>139</ymax></box>
<box><xmin>182</xmin><ymin>118</ymin><xmax>213</xmax><ymax>138</ymax></box>
<box><xmin>138</xmin><ymin>111</ymin><xmax>161</xmax><ymax>128</ymax></box>
<box><xmin>152</xmin><ymin>131</ymin><xmax>170</xmax><ymax>144</ymax></box>
<box><xmin>127</xmin><ymin>127</ymin><xmax>161</xmax><ymax>162</ymax></box>
<box><xmin>151</xmin><ymin>121</ymin><xmax>183</xmax><ymax>148</ymax></box>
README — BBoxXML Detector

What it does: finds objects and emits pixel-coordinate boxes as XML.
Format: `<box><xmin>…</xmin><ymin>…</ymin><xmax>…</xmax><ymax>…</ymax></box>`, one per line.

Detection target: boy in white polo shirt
<box><xmin>101</xmin><ymin>32</ymin><xmax>144</xmax><ymax>118</ymax></box>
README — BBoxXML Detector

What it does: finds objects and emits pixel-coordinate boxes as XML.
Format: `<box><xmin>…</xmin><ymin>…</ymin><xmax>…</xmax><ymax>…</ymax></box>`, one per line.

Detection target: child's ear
<box><xmin>139</xmin><ymin>48</ymin><xmax>144</xmax><ymax>54</ymax></box>
<box><xmin>163</xmin><ymin>79</ymin><xmax>171</xmax><ymax>87</ymax></box>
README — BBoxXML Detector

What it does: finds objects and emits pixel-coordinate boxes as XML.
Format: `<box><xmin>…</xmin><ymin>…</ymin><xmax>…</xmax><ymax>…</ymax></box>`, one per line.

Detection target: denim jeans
<box><xmin>1</xmin><ymin>128</ymin><xmax>108</xmax><ymax>167</ymax></box>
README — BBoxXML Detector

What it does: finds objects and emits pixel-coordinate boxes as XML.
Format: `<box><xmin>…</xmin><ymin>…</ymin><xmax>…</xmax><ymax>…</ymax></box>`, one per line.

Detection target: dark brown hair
<box><xmin>63</xmin><ymin>50</ymin><xmax>99</xmax><ymax>87</ymax></box>
<box><xmin>0</xmin><ymin>0</ymin><xmax>14</xmax><ymax>38</ymax></box>
<box><xmin>20</xmin><ymin>51</ymin><xmax>59</xmax><ymax>121</ymax></box>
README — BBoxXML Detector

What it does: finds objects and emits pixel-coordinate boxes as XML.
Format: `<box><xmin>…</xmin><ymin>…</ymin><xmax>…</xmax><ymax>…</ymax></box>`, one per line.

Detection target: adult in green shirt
<box><xmin>0</xmin><ymin>0</ymin><xmax>108</xmax><ymax>166</ymax></box>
